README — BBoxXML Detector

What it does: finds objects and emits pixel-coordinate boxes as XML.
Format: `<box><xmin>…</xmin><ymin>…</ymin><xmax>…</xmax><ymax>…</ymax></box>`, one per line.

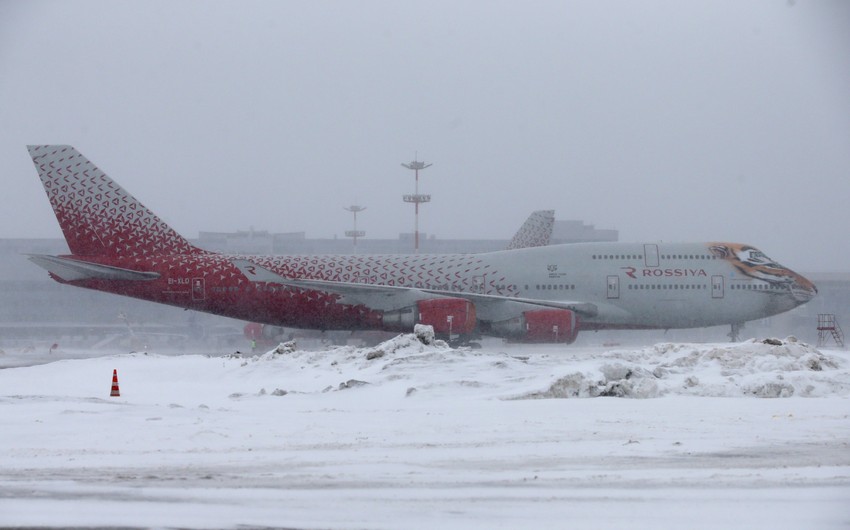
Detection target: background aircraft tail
<box><xmin>506</xmin><ymin>210</ymin><xmax>555</xmax><ymax>250</ymax></box>
<box><xmin>27</xmin><ymin>145</ymin><xmax>204</xmax><ymax>257</ymax></box>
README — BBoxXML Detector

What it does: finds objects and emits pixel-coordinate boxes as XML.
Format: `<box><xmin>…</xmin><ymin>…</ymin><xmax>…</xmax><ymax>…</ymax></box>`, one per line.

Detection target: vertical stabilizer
<box><xmin>506</xmin><ymin>210</ymin><xmax>555</xmax><ymax>250</ymax></box>
<box><xmin>27</xmin><ymin>145</ymin><xmax>203</xmax><ymax>257</ymax></box>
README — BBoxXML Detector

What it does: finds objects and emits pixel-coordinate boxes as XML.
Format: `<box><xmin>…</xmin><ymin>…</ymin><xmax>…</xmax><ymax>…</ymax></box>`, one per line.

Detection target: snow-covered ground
<box><xmin>1</xmin><ymin>331</ymin><xmax>848</xmax><ymax>529</ymax></box>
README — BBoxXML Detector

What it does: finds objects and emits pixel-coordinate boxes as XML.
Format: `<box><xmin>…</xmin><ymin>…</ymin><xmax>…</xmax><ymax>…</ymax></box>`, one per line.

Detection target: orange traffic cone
<box><xmin>110</xmin><ymin>369</ymin><xmax>120</xmax><ymax>397</ymax></box>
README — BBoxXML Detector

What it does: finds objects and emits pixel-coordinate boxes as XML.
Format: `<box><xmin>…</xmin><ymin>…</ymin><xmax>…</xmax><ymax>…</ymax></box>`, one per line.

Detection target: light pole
<box><xmin>401</xmin><ymin>158</ymin><xmax>432</xmax><ymax>253</ymax></box>
<box><xmin>344</xmin><ymin>205</ymin><xmax>366</xmax><ymax>253</ymax></box>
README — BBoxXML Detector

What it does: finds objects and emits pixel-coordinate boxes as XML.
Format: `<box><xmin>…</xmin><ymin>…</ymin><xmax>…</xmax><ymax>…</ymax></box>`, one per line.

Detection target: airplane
<box><xmin>26</xmin><ymin>145</ymin><xmax>817</xmax><ymax>344</ymax></box>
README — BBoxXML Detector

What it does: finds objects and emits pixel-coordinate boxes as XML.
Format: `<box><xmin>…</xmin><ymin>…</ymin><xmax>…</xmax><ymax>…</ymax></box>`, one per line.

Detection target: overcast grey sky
<box><xmin>1</xmin><ymin>0</ymin><xmax>848</xmax><ymax>271</ymax></box>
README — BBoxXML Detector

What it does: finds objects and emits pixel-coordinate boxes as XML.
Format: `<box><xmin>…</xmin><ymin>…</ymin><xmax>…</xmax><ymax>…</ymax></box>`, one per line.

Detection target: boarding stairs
<box><xmin>817</xmin><ymin>314</ymin><xmax>845</xmax><ymax>348</ymax></box>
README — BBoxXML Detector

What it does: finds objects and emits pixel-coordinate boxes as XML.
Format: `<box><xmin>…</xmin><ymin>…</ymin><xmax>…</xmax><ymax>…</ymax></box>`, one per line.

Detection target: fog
<box><xmin>1</xmin><ymin>0</ymin><xmax>848</xmax><ymax>272</ymax></box>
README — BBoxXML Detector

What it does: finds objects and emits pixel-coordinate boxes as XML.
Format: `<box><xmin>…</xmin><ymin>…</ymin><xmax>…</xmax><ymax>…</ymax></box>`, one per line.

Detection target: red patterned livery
<box><xmin>27</xmin><ymin>146</ymin><xmax>816</xmax><ymax>344</ymax></box>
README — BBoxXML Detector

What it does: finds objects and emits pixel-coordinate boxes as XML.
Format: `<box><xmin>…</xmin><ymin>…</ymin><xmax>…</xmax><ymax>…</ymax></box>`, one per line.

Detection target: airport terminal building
<box><xmin>195</xmin><ymin>219</ymin><xmax>618</xmax><ymax>255</ymax></box>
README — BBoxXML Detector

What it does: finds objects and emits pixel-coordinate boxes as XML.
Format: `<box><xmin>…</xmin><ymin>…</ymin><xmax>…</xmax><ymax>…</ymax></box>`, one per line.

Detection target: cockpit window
<box><xmin>739</xmin><ymin>248</ymin><xmax>784</xmax><ymax>270</ymax></box>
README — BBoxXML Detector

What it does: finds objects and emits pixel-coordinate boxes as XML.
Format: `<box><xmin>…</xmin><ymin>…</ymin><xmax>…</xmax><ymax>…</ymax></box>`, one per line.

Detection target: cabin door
<box><xmin>644</xmin><ymin>244</ymin><xmax>659</xmax><ymax>267</ymax></box>
<box><xmin>711</xmin><ymin>275</ymin><xmax>724</xmax><ymax>299</ymax></box>
<box><xmin>192</xmin><ymin>277</ymin><xmax>206</xmax><ymax>301</ymax></box>
<box><xmin>607</xmin><ymin>275</ymin><xmax>620</xmax><ymax>299</ymax></box>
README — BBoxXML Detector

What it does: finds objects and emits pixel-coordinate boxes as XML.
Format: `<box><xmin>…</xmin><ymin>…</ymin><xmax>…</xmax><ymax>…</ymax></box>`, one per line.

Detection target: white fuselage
<box><xmin>478</xmin><ymin>242</ymin><xmax>815</xmax><ymax>329</ymax></box>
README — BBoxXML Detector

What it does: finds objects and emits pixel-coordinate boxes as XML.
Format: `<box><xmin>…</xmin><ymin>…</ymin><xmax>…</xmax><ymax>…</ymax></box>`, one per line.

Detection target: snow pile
<box><xmin>520</xmin><ymin>337</ymin><xmax>850</xmax><ymax>399</ymax></box>
<box><xmin>1</xmin><ymin>334</ymin><xmax>849</xmax><ymax>528</ymax></box>
<box><xmin>3</xmin><ymin>334</ymin><xmax>845</xmax><ymax>405</ymax></box>
<box><xmin>221</xmin><ymin>327</ymin><xmax>476</xmax><ymax>397</ymax></box>
<box><xmin>226</xmin><ymin>334</ymin><xmax>850</xmax><ymax>400</ymax></box>
<box><xmin>522</xmin><ymin>364</ymin><xmax>662</xmax><ymax>399</ymax></box>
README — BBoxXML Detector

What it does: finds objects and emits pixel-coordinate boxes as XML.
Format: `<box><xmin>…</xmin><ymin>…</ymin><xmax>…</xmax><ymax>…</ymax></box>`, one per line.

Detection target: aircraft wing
<box><xmin>232</xmin><ymin>259</ymin><xmax>448</xmax><ymax>311</ymax></box>
<box><xmin>430</xmin><ymin>291</ymin><xmax>598</xmax><ymax>321</ymax></box>
<box><xmin>231</xmin><ymin>258</ymin><xmax>597</xmax><ymax>320</ymax></box>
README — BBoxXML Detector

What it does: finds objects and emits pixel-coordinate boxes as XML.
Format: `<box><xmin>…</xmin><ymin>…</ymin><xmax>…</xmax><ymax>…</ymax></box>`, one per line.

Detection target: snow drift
<box><xmin>1</xmin><ymin>333</ymin><xmax>848</xmax><ymax>529</ymax></box>
<box><xmin>211</xmin><ymin>333</ymin><xmax>849</xmax><ymax>401</ymax></box>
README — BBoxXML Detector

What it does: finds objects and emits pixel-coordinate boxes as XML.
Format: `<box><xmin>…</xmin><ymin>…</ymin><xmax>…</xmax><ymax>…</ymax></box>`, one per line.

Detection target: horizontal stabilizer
<box><xmin>28</xmin><ymin>255</ymin><xmax>161</xmax><ymax>282</ymax></box>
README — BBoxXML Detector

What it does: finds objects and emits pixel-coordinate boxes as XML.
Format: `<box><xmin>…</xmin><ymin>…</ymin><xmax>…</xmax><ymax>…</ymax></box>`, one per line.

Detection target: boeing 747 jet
<box><xmin>27</xmin><ymin>146</ymin><xmax>816</xmax><ymax>344</ymax></box>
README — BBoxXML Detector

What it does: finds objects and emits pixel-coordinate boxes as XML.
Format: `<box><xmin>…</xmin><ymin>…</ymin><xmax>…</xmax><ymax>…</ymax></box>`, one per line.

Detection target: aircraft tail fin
<box><xmin>27</xmin><ymin>145</ymin><xmax>205</xmax><ymax>257</ymax></box>
<box><xmin>506</xmin><ymin>210</ymin><xmax>555</xmax><ymax>250</ymax></box>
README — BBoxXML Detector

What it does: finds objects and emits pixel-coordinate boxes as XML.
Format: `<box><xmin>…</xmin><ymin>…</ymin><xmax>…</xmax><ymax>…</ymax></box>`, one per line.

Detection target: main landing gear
<box><xmin>728</xmin><ymin>322</ymin><xmax>744</xmax><ymax>342</ymax></box>
<box><xmin>446</xmin><ymin>334</ymin><xmax>482</xmax><ymax>349</ymax></box>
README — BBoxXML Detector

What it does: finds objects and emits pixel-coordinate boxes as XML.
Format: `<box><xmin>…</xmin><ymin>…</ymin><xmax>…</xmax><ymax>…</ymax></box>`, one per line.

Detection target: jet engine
<box><xmin>380</xmin><ymin>298</ymin><xmax>476</xmax><ymax>336</ymax></box>
<box><xmin>244</xmin><ymin>322</ymin><xmax>289</xmax><ymax>342</ymax></box>
<box><xmin>490</xmin><ymin>308</ymin><xmax>579</xmax><ymax>343</ymax></box>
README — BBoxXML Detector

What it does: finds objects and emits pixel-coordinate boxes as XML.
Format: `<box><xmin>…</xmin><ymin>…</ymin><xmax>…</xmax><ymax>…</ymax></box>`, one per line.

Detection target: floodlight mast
<box><xmin>401</xmin><ymin>157</ymin><xmax>432</xmax><ymax>253</ymax></box>
<box><xmin>343</xmin><ymin>205</ymin><xmax>366</xmax><ymax>253</ymax></box>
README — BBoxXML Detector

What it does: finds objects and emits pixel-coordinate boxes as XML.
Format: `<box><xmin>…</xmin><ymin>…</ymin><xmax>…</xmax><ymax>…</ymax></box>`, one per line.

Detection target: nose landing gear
<box><xmin>728</xmin><ymin>322</ymin><xmax>744</xmax><ymax>342</ymax></box>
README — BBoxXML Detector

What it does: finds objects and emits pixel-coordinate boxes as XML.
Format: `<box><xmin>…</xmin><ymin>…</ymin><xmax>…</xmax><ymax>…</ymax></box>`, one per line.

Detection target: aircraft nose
<box><xmin>790</xmin><ymin>272</ymin><xmax>817</xmax><ymax>303</ymax></box>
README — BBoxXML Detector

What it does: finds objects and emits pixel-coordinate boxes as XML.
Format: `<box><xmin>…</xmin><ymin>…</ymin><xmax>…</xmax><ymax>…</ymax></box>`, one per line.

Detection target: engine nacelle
<box><xmin>243</xmin><ymin>322</ymin><xmax>288</xmax><ymax>342</ymax></box>
<box><xmin>381</xmin><ymin>297</ymin><xmax>476</xmax><ymax>335</ymax></box>
<box><xmin>490</xmin><ymin>308</ymin><xmax>579</xmax><ymax>343</ymax></box>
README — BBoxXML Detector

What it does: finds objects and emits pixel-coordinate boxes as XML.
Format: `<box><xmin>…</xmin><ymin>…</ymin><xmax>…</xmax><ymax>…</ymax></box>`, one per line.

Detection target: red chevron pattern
<box><xmin>28</xmin><ymin>145</ymin><xmax>203</xmax><ymax>257</ymax></box>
